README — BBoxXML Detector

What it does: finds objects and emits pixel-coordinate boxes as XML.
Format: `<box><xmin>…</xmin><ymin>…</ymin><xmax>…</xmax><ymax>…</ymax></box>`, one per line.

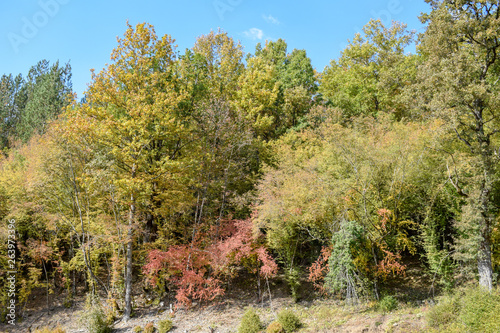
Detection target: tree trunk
<box><xmin>478</xmin><ymin>238</ymin><xmax>493</xmax><ymax>290</ymax></box>
<box><xmin>123</xmin><ymin>165</ymin><xmax>136</xmax><ymax>321</ymax></box>
<box><xmin>144</xmin><ymin>212</ymin><xmax>156</xmax><ymax>243</ymax></box>
<box><xmin>477</xmin><ymin>120</ymin><xmax>494</xmax><ymax>290</ymax></box>
<box><xmin>123</xmin><ymin>194</ymin><xmax>135</xmax><ymax>321</ymax></box>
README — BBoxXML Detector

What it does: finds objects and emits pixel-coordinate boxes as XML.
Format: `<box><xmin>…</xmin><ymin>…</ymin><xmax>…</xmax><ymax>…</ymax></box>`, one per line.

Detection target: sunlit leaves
<box><xmin>320</xmin><ymin>20</ymin><xmax>416</xmax><ymax>119</ymax></box>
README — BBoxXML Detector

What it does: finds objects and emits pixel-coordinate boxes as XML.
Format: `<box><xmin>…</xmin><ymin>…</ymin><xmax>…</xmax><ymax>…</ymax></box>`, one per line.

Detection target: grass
<box><xmin>426</xmin><ymin>286</ymin><xmax>500</xmax><ymax>333</ymax></box>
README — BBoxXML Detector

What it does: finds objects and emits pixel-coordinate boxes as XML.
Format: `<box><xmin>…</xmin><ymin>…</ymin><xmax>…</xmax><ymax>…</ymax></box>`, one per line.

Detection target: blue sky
<box><xmin>1</xmin><ymin>0</ymin><xmax>430</xmax><ymax>98</ymax></box>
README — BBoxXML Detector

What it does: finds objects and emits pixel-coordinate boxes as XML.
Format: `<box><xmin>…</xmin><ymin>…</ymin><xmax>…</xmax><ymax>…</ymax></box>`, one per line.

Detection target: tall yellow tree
<box><xmin>191</xmin><ymin>29</ymin><xmax>244</xmax><ymax>102</ymax></box>
<box><xmin>64</xmin><ymin>22</ymin><xmax>191</xmax><ymax>320</ymax></box>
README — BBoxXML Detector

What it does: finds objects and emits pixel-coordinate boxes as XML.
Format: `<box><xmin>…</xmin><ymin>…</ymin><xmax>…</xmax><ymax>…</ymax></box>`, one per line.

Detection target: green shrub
<box><xmin>285</xmin><ymin>267</ymin><xmax>301</xmax><ymax>302</ymax></box>
<box><xmin>158</xmin><ymin>319</ymin><xmax>174</xmax><ymax>333</ymax></box>
<box><xmin>426</xmin><ymin>293</ymin><xmax>459</xmax><ymax>328</ymax></box>
<box><xmin>143</xmin><ymin>322</ymin><xmax>155</xmax><ymax>333</ymax></box>
<box><xmin>266</xmin><ymin>320</ymin><xmax>284</xmax><ymax>333</ymax></box>
<box><xmin>79</xmin><ymin>295</ymin><xmax>113</xmax><ymax>333</ymax></box>
<box><xmin>277</xmin><ymin>309</ymin><xmax>302</xmax><ymax>333</ymax></box>
<box><xmin>378</xmin><ymin>295</ymin><xmax>398</xmax><ymax>313</ymax></box>
<box><xmin>427</xmin><ymin>287</ymin><xmax>500</xmax><ymax>333</ymax></box>
<box><xmin>133</xmin><ymin>326</ymin><xmax>143</xmax><ymax>333</ymax></box>
<box><xmin>238</xmin><ymin>307</ymin><xmax>262</xmax><ymax>333</ymax></box>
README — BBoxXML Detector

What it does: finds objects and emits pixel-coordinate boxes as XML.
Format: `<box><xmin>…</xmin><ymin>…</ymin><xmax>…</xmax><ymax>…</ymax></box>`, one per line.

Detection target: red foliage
<box><xmin>143</xmin><ymin>245</ymin><xmax>224</xmax><ymax>307</ymax></box>
<box><xmin>308</xmin><ymin>246</ymin><xmax>332</xmax><ymax>294</ymax></box>
<box><xmin>143</xmin><ymin>218</ymin><xmax>277</xmax><ymax>307</ymax></box>
<box><xmin>142</xmin><ymin>249</ymin><xmax>169</xmax><ymax>286</ymax></box>
<box><xmin>210</xmin><ymin>218</ymin><xmax>277</xmax><ymax>278</ymax></box>
<box><xmin>376</xmin><ymin>248</ymin><xmax>406</xmax><ymax>279</ymax></box>
<box><xmin>377</xmin><ymin>208</ymin><xmax>392</xmax><ymax>232</ymax></box>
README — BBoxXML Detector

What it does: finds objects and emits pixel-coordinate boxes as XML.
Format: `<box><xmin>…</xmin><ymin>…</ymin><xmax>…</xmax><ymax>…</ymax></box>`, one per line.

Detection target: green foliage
<box><xmin>157</xmin><ymin>319</ymin><xmax>173</xmax><ymax>333</ymax></box>
<box><xmin>414</xmin><ymin>0</ymin><xmax>500</xmax><ymax>289</ymax></box>
<box><xmin>266</xmin><ymin>321</ymin><xmax>284</xmax><ymax>333</ymax></box>
<box><xmin>79</xmin><ymin>295</ymin><xmax>113</xmax><ymax>333</ymax></box>
<box><xmin>257</xmin><ymin>117</ymin><xmax>449</xmax><ymax>298</ymax></box>
<box><xmin>238</xmin><ymin>307</ymin><xmax>262</xmax><ymax>333</ymax></box>
<box><xmin>426</xmin><ymin>292</ymin><xmax>460</xmax><ymax>328</ymax></box>
<box><xmin>0</xmin><ymin>60</ymin><xmax>72</xmax><ymax>150</ymax></box>
<box><xmin>133</xmin><ymin>326</ymin><xmax>143</xmax><ymax>333</ymax></box>
<box><xmin>18</xmin><ymin>60</ymin><xmax>72</xmax><ymax>143</ymax></box>
<box><xmin>239</xmin><ymin>38</ymin><xmax>316</xmax><ymax>139</ymax></box>
<box><xmin>0</xmin><ymin>73</ymin><xmax>25</xmax><ymax>149</ymax></box>
<box><xmin>378</xmin><ymin>295</ymin><xmax>398</xmax><ymax>313</ymax></box>
<box><xmin>326</xmin><ymin>220</ymin><xmax>364</xmax><ymax>297</ymax></box>
<box><xmin>285</xmin><ymin>266</ymin><xmax>301</xmax><ymax>302</ymax></box>
<box><xmin>320</xmin><ymin>19</ymin><xmax>415</xmax><ymax>119</ymax></box>
<box><xmin>277</xmin><ymin>309</ymin><xmax>302</xmax><ymax>333</ymax></box>
<box><xmin>427</xmin><ymin>287</ymin><xmax>500</xmax><ymax>332</ymax></box>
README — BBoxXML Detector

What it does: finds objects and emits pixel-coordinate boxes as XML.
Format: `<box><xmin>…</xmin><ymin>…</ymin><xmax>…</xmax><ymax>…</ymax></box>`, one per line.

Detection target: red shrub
<box><xmin>308</xmin><ymin>246</ymin><xmax>332</xmax><ymax>294</ymax></box>
<box><xmin>143</xmin><ymin>245</ymin><xmax>223</xmax><ymax>307</ymax></box>
<box><xmin>143</xmin><ymin>218</ymin><xmax>277</xmax><ymax>307</ymax></box>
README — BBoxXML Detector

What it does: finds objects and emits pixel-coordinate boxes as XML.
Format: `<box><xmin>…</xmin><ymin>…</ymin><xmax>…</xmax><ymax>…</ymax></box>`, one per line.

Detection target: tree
<box><xmin>236</xmin><ymin>39</ymin><xmax>316</xmax><ymax>140</ymax></box>
<box><xmin>415</xmin><ymin>0</ymin><xmax>500</xmax><ymax>290</ymax></box>
<box><xmin>320</xmin><ymin>20</ymin><xmax>416</xmax><ymax>119</ymax></box>
<box><xmin>0</xmin><ymin>74</ymin><xmax>25</xmax><ymax>149</ymax></box>
<box><xmin>189</xmin><ymin>29</ymin><xmax>244</xmax><ymax>102</ymax></box>
<box><xmin>17</xmin><ymin>60</ymin><xmax>72</xmax><ymax>142</ymax></box>
<box><xmin>234</xmin><ymin>56</ymin><xmax>281</xmax><ymax>139</ymax></box>
<box><xmin>64</xmin><ymin>22</ymin><xmax>191</xmax><ymax>320</ymax></box>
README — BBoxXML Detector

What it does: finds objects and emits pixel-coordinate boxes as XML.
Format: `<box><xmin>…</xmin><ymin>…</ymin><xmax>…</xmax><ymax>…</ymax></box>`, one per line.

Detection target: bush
<box><xmin>34</xmin><ymin>326</ymin><xmax>66</xmax><ymax>333</ymax></box>
<box><xmin>427</xmin><ymin>287</ymin><xmax>500</xmax><ymax>332</ymax></box>
<box><xmin>378</xmin><ymin>295</ymin><xmax>398</xmax><ymax>313</ymax></box>
<box><xmin>426</xmin><ymin>293</ymin><xmax>459</xmax><ymax>328</ymax></box>
<box><xmin>277</xmin><ymin>309</ymin><xmax>302</xmax><ymax>333</ymax></box>
<box><xmin>133</xmin><ymin>326</ymin><xmax>143</xmax><ymax>333</ymax></box>
<box><xmin>79</xmin><ymin>295</ymin><xmax>113</xmax><ymax>333</ymax></box>
<box><xmin>158</xmin><ymin>319</ymin><xmax>174</xmax><ymax>333</ymax></box>
<box><xmin>143</xmin><ymin>322</ymin><xmax>155</xmax><ymax>333</ymax></box>
<box><xmin>285</xmin><ymin>267</ymin><xmax>301</xmax><ymax>302</ymax></box>
<box><xmin>238</xmin><ymin>307</ymin><xmax>262</xmax><ymax>333</ymax></box>
<box><xmin>266</xmin><ymin>321</ymin><xmax>284</xmax><ymax>333</ymax></box>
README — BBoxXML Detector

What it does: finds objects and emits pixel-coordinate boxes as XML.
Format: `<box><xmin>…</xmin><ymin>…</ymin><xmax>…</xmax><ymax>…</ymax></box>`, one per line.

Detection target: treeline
<box><xmin>1</xmin><ymin>0</ymin><xmax>500</xmax><ymax>322</ymax></box>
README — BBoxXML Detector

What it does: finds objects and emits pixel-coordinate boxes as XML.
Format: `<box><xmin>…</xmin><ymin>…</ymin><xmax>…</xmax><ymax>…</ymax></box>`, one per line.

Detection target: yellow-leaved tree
<box><xmin>62</xmin><ymin>22</ymin><xmax>192</xmax><ymax>320</ymax></box>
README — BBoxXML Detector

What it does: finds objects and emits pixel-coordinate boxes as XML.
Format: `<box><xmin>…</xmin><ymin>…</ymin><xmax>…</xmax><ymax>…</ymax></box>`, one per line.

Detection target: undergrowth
<box><xmin>426</xmin><ymin>286</ymin><xmax>500</xmax><ymax>332</ymax></box>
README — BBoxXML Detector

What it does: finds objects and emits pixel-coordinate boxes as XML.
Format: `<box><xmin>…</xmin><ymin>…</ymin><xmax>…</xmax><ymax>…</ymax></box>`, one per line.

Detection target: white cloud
<box><xmin>243</xmin><ymin>28</ymin><xmax>264</xmax><ymax>40</ymax></box>
<box><xmin>262</xmin><ymin>14</ymin><xmax>280</xmax><ymax>25</ymax></box>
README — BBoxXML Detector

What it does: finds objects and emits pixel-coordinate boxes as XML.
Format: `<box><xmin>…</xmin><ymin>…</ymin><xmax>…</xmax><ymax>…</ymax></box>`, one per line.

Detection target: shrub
<box><xmin>34</xmin><ymin>326</ymin><xmax>66</xmax><ymax>333</ymax></box>
<box><xmin>426</xmin><ymin>293</ymin><xmax>459</xmax><ymax>328</ymax></box>
<box><xmin>143</xmin><ymin>322</ymin><xmax>155</xmax><ymax>333</ymax></box>
<box><xmin>426</xmin><ymin>287</ymin><xmax>500</xmax><ymax>332</ymax></box>
<box><xmin>285</xmin><ymin>267</ymin><xmax>301</xmax><ymax>302</ymax></box>
<box><xmin>277</xmin><ymin>309</ymin><xmax>302</xmax><ymax>333</ymax></box>
<box><xmin>458</xmin><ymin>287</ymin><xmax>500</xmax><ymax>332</ymax></box>
<box><xmin>79</xmin><ymin>295</ymin><xmax>113</xmax><ymax>333</ymax></box>
<box><xmin>158</xmin><ymin>319</ymin><xmax>174</xmax><ymax>333</ymax></box>
<box><xmin>266</xmin><ymin>321</ymin><xmax>284</xmax><ymax>333</ymax></box>
<box><xmin>238</xmin><ymin>307</ymin><xmax>262</xmax><ymax>333</ymax></box>
<box><xmin>378</xmin><ymin>295</ymin><xmax>398</xmax><ymax>313</ymax></box>
<box><xmin>133</xmin><ymin>326</ymin><xmax>143</xmax><ymax>333</ymax></box>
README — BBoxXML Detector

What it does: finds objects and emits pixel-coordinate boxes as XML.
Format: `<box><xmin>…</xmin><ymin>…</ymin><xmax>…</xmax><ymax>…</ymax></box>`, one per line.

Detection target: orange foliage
<box><xmin>143</xmin><ymin>218</ymin><xmax>277</xmax><ymax>307</ymax></box>
<box><xmin>308</xmin><ymin>246</ymin><xmax>332</xmax><ymax>294</ymax></box>
<box><xmin>376</xmin><ymin>248</ymin><xmax>406</xmax><ymax>279</ymax></box>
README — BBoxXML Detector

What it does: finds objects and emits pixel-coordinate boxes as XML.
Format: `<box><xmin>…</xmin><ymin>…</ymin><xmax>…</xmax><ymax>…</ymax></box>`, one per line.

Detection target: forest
<box><xmin>1</xmin><ymin>0</ymin><xmax>500</xmax><ymax>332</ymax></box>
